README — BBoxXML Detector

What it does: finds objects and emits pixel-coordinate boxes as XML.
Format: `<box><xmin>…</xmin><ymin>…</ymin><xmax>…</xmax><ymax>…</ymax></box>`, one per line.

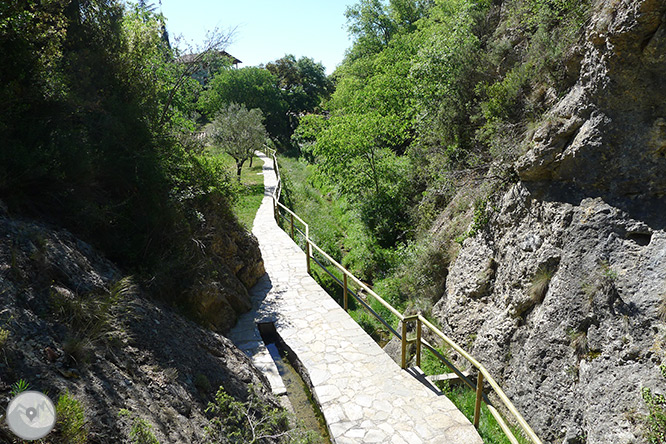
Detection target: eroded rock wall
<box><xmin>434</xmin><ymin>0</ymin><xmax>666</xmax><ymax>442</ymax></box>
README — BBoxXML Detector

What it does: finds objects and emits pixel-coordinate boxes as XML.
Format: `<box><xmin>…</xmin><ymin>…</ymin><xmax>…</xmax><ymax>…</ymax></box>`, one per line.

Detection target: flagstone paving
<box><xmin>229</xmin><ymin>152</ymin><xmax>483</xmax><ymax>444</ymax></box>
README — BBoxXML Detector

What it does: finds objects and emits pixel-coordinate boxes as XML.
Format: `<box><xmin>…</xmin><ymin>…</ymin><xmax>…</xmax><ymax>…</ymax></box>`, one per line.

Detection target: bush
<box><xmin>56</xmin><ymin>392</ymin><xmax>87</xmax><ymax>444</ymax></box>
<box><xmin>119</xmin><ymin>409</ymin><xmax>160</xmax><ymax>444</ymax></box>
<box><xmin>204</xmin><ymin>385</ymin><xmax>319</xmax><ymax>444</ymax></box>
<box><xmin>642</xmin><ymin>364</ymin><xmax>666</xmax><ymax>444</ymax></box>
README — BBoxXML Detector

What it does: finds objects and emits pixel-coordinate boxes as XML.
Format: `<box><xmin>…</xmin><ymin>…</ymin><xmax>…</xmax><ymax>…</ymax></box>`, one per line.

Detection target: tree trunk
<box><xmin>236</xmin><ymin>159</ymin><xmax>246</xmax><ymax>182</ymax></box>
<box><xmin>249</xmin><ymin>156</ymin><xmax>254</xmax><ymax>168</ymax></box>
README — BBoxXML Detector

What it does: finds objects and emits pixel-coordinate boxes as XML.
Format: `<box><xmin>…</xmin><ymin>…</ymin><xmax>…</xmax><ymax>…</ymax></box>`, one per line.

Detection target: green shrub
<box><xmin>10</xmin><ymin>379</ymin><xmax>30</xmax><ymax>397</ymax></box>
<box><xmin>0</xmin><ymin>328</ymin><xmax>9</xmax><ymax>349</ymax></box>
<box><xmin>119</xmin><ymin>409</ymin><xmax>160</xmax><ymax>444</ymax></box>
<box><xmin>204</xmin><ymin>384</ymin><xmax>318</xmax><ymax>444</ymax></box>
<box><xmin>129</xmin><ymin>418</ymin><xmax>160</xmax><ymax>444</ymax></box>
<box><xmin>642</xmin><ymin>364</ymin><xmax>666</xmax><ymax>443</ymax></box>
<box><xmin>56</xmin><ymin>391</ymin><xmax>87</xmax><ymax>444</ymax></box>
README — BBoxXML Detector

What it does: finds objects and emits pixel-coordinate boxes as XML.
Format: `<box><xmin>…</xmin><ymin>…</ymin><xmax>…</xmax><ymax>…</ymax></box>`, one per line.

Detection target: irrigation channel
<box><xmin>258</xmin><ymin>323</ymin><xmax>331</xmax><ymax>443</ymax></box>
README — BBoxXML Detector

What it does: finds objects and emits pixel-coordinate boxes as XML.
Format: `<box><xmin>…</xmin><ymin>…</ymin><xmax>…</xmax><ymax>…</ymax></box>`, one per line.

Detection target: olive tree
<box><xmin>209</xmin><ymin>103</ymin><xmax>267</xmax><ymax>181</ymax></box>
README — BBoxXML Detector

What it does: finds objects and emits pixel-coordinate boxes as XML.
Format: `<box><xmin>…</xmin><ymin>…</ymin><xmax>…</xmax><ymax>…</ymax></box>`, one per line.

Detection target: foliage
<box><xmin>0</xmin><ymin>0</ymin><xmax>244</xmax><ymax>309</ymax></box>
<box><xmin>199</xmin><ymin>67</ymin><xmax>288</xmax><ymax>142</ymax></box>
<box><xmin>290</xmin><ymin>0</ymin><xmax>591</xmax><ymax>286</ymax></box>
<box><xmin>642</xmin><ymin>364</ymin><xmax>666</xmax><ymax>444</ymax></box>
<box><xmin>204</xmin><ymin>384</ymin><xmax>319</xmax><ymax>443</ymax></box>
<box><xmin>409</xmin><ymin>0</ymin><xmax>488</xmax><ymax>169</ymax></box>
<box><xmin>119</xmin><ymin>409</ymin><xmax>160</xmax><ymax>444</ymax></box>
<box><xmin>441</xmin><ymin>383</ymin><xmax>531</xmax><ymax>444</ymax></box>
<box><xmin>420</xmin><ymin>345</ymin><xmax>452</xmax><ymax>377</ymax></box>
<box><xmin>266</xmin><ymin>55</ymin><xmax>333</xmax><ymax>116</ymax></box>
<box><xmin>56</xmin><ymin>391</ymin><xmax>88</xmax><ymax>444</ymax></box>
<box><xmin>344</xmin><ymin>0</ymin><xmax>430</xmax><ymax>58</ymax></box>
<box><xmin>10</xmin><ymin>379</ymin><xmax>30</xmax><ymax>397</ymax></box>
<box><xmin>0</xmin><ymin>328</ymin><xmax>9</xmax><ymax>349</ymax></box>
<box><xmin>51</xmin><ymin>276</ymin><xmax>133</xmax><ymax>343</ymax></box>
<box><xmin>212</xmin><ymin>153</ymin><xmax>265</xmax><ymax>229</ymax></box>
<box><xmin>208</xmin><ymin>103</ymin><xmax>268</xmax><ymax>181</ymax></box>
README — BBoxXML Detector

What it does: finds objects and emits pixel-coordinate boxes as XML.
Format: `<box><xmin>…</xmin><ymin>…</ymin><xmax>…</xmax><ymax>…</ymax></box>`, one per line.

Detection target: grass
<box><xmin>440</xmin><ymin>383</ymin><xmax>532</xmax><ymax>444</ymax></box>
<box><xmin>278</xmin><ymin>154</ymin><xmax>536</xmax><ymax>444</ymax></box>
<box><xmin>50</xmin><ymin>276</ymin><xmax>134</xmax><ymax>364</ymax></box>
<box><xmin>56</xmin><ymin>391</ymin><xmax>88</xmax><ymax>444</ymax></box>
<box><xmin>642</xmin><ymin>363</ymin><xmax>666</xmax><ymax>444</ymax></box>
<box><xmin>528</xmin><ymin>267</ymin><xmax>553</xmax><ymax>305</ymax></box>
<box><xmin>0</xmin><ymin>327</ymin><xmax>9</xmax><ymax>349</ymax></box>
<box><xmin>119</xmin><ymin>409</ymin><xmax>160</xmax><ymax>444</ymax></box>
<box><xmin>213</xmin><ymin>153</ymin><xmax>265</xmax><ymax>230</ymax></box>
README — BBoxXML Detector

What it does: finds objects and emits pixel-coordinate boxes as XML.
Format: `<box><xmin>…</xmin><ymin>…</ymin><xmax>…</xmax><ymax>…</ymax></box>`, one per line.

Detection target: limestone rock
<box><xmin>516</xmin><ymin>0</ymin><xmax>666</xmax><ymax>229</ymax></box>
<box><xmin>435</xmin><ymin>1</ymin><xmax>666</xmax><ymax>442</ymax></box>
<box><xmin>437</xmin><ymin>187</ymin><xmax>666</xmax><ymax>443</ymax></box>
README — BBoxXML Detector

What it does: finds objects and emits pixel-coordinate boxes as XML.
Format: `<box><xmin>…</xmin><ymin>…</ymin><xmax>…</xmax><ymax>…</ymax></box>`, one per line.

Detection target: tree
<box><xmin>209</xmin><ymin>103</ymin><xmax>267</xmax><ymax>181</ymax></box>
<box><xmin>265</xmin><ymin>54</ymin><xmax>333</xmax><ymax>115</ymax></box>
<box><xmin>199</xmin><ymin>67</ymin><xmax>288</xmax><ymax>143</ymax></box>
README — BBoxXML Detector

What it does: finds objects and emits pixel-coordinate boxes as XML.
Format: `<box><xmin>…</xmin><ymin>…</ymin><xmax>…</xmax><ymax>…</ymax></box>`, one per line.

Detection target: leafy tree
<box><xmin>409</xmin><ymin>0</ymin><xmax>487</xmax><ymax>169</ymax></box>
<box><xmin>199</xmin><ymin>67</ymin><xmax>288</xmax><ymax>143</ymax></box>
<box><xmin>209</xmin><ymin>103</ymin><xmax>267</xmax><ymax>181</ymax></box>
<box><xmin>266</xmin><ymin>54</ymin><xmax>333</xmax><ymax>115</ymax></box>
<box><xmin>312</xmin><ymin>112</ymin><xmax>412</xmax><ymax>248</ymax></box>
<box><xmin>344</xmin><ymin>0</ymin><xmax>430</xmax><ymax>59</ymax></box>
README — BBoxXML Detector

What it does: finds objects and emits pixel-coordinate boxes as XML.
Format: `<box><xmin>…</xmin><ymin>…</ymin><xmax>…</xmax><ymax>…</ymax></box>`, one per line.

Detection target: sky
<box><xmin>156</xmin><ymin>0</ymin><xmax>355</xmax><ymax>74</ymax></box>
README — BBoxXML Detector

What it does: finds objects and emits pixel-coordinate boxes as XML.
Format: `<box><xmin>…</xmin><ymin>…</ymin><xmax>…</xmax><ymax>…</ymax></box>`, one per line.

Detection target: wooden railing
<box><xmin>263</xmin><ymin>148</ymin><xmax>543</xmax><ymax>444</ymax></box>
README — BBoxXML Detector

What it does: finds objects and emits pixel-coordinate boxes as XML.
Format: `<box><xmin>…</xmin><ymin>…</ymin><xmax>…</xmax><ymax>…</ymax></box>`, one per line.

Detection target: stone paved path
<box><xmin>229</xmin><ymin>152</ymin><xmax>483</xmax><ymax>444</ymax></box>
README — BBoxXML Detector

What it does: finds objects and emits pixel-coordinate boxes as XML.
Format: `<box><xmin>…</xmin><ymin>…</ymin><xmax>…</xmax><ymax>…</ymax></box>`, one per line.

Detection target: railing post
<box><xmin>343</xmin><ymin>274</ymin><xmax>348</xmax><ymax>312</ymax></box>
<box><xmin>416</xmin><ymin>315</ymin><xmax>422</xmax><ymax>368</ymax></box>
<box><xmin>474</xmin><ymin>372</ymin><xmax>484</xmax><ymax>427</ymax></box>
<box><xmin>306</xmin><ymin>229</ymin><xmax>311</xmax><ymax>275</ymax></box>
<box><xmin>290</xmin><ymin>213</ymin><xmax>294</xmax><ymax>239</ymax></box>
<box><xmin>401</xmin><ymin>318</ymin><xmax>408</xmax><ymax>369</ymax></box>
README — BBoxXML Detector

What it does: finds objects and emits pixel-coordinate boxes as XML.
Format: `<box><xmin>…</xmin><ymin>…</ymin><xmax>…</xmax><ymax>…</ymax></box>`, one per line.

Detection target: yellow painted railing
<box><xmin>263</xmin><ymin>148</ymin><xmax>543</xmax><ymax>444</ymax></box>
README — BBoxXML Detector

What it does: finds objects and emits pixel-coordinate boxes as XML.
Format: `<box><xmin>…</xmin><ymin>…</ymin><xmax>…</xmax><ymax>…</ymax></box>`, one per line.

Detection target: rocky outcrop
<box><xmin>436</xmin><ymin>188</ymin><xmax>665</xmax><ymax>443</ymax></box>
<box><xmin>0</xmin><ymin>214</ymin><xmax>276</xmax><ymax>443</ymax></box>
<box><xmin>188</xmin><ymin>198</ymin><xmax>265</xmax><ymax>332</ymax></box>
<box><xmin>516</xmin><ymin>0</ymin><xmax>666</xmax><ymax>229</ymax></box>
<box><xmin>434</xmin><ymin>0</ymin><xmax>666</xmax><ymax>442</ymax></box>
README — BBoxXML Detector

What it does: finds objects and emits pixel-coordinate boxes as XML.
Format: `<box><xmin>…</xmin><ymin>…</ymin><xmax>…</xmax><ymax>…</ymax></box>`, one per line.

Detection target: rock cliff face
<box><xmin>434</xmin><ymin>0</ymin><xmax>666</xmax><ymax>442</ymax></box>
<box><xmin>0</xmin><ymin>210</ymin><xmax>275</xmax><ymax>442</ymax></box>
<box><xmin>188</xmin><ymin>203</ymin><xmax>265</xmax><ymax>333</ymax></box>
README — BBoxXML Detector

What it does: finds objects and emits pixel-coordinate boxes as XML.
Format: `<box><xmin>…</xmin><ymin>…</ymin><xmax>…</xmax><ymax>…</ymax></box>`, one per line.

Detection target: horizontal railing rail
<box><xmin>262</xmin><ymin>149</ymin><xmax>542</xmax><ymax>444</ymax></box>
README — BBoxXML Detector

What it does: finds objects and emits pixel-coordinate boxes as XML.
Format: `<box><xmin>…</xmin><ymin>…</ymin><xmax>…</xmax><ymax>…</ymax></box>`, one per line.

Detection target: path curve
<box><xmin>230</xmin><ymin>152</ymin><xmax>483</xmax><ymax>444</ymax></box>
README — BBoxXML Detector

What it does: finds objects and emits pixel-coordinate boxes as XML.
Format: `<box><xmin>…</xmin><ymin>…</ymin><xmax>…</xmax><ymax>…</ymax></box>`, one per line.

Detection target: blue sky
<box><xmin>157</xmin><ymin>1</ymin><xmax>355</xmax><ymax>74</ymax></box>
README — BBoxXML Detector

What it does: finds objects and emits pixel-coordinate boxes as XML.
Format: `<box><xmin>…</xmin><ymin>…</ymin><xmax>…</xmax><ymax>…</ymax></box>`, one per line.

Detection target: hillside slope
<box><xmin>434</xmin><ymin>0</ymin><xmax>666</xmax><ymax>442</ymax></box>
<box><xmin>0</xmin><ymin>205</ymin><xmax>275</xmax><ymax>443</ymax></box>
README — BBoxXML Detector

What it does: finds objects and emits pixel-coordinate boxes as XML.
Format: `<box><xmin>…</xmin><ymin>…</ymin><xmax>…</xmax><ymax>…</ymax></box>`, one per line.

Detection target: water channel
<box><xmin>258</xmin><ymin>323</ymin><xmax>331</xmax><ymax>444</ymax></box>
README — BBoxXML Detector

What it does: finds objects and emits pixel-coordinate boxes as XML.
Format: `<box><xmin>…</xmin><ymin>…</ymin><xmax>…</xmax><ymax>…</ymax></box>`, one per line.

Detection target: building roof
<box><xmin>178</xmin><ymin>50</ymin><xmax>241</xmax><ymax>66</ymax></box>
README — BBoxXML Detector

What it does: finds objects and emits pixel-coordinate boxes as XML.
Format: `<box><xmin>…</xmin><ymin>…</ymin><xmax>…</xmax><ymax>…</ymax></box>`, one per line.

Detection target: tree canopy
<box><xmin>293</xmin><ymin>0</ymin><xmax>591</xmax><ymax>275</ymax></box>
<box><xmin>0</xmin><ymin>0</ymin><xmax>242</xmax><ymax>299</ymax></box>
<box><xmin>209</xmin><ymin>103</ymin><xmax>267</xmax><ymax>181</ymax></box>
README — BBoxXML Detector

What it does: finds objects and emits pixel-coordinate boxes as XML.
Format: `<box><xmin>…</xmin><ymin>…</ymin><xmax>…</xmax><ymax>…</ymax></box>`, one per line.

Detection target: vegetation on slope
<box><xmin>0</xmin><ymin>0</ymin><xmax>250</xmax><ymax>305</ymax></box>
<box><xmin>287</xmin><ymin>0</ymin><xmax>591</xmax><ymax>317</ymax></box>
